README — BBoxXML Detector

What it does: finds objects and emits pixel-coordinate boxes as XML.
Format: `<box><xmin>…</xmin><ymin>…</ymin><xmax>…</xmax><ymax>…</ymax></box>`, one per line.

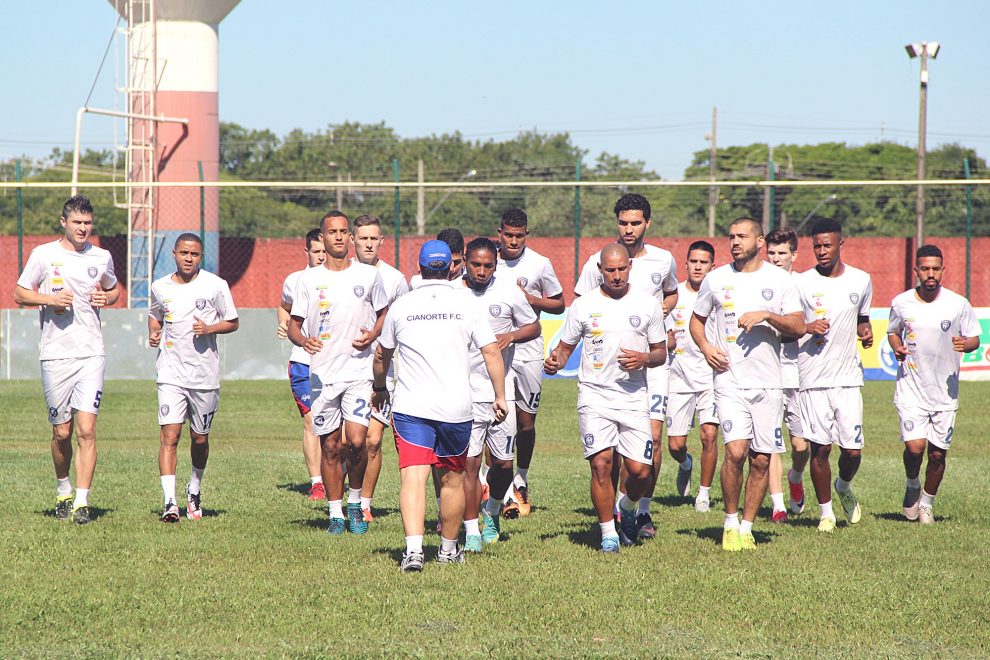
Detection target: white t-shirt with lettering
<box><xmin>888</xmin><ymin>287</ymin><xmax>980</xmax><ymax>411</ymax></box>
<box><xmin>497</xmin><ymin>247</ymin><xmax>562</xmax><ymax>362</ymax></box>
<box><xmin>693</xmin><ymin>261</ymin><xmax>802</xmax><ymax>390</ymax></box>
<box><xmin>149</xmin><ymin>270</ymin><xmax>238</xmax><ymax>390</ymax></box>
<box><xmin>796</xmin><ymin>265</ymin><xmax>873</xmax><ymax>390</ymax></box>
<box><xmin>282</xmin><ymin>269</ymin><xmax>312</xmax><ymax>366</ymax></box>
<box><xmin>380</xmin><ymin>282</ymin><xmax>496</xmax><ymax>422</ymax></box>
<box><xmin>17</xmin><ymin>240</ymin><xmax>118</xmax><ymax>361</ymax></box>
<box><xmin>559</xmin><ymin>288</ymin><xmax>665</xmax><ymax>411</ymax></box>
<box><xmin>574</xmin><ymin>243</ymin><xmax>677</xmax><ymax>300</ymax></box>
<box><xmin>668</xmin><ymin>281</ymin><xmax>715</xmax><ymax>393</ymax></box>
<box><xmin>290</xmin><ymin>262</ymin><xmax>388</xmax><ymax>385</ymax></box>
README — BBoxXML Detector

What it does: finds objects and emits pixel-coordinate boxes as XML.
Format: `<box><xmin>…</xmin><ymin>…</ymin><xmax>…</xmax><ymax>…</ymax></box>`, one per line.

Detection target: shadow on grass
<box><xmin>368</xmin><ymin>507</ymin><xmax>398</xmax><ymax>519</ymax></box>
<box><xmin>290</xmin><ymin>517</ymin><xmax>329</xmax><ymax>530</ymax></box>
<box><xmin>39</xmin><ymin>506</ymin><xmax>115</xmax><ymax>522</ymax></box>
<box><xmin>276</xmin><ymin>482</ymin><xmax>310</xmax><ymax>496</ymax></box>
<box><xmin>651</xmin><ymin>494</ymin><xmax>696</xmax><ymax>508</ymax></box>
<box><xmin>873</xmin><ymin>511</ymin><xmax>949</xmax><ymax>524</ymax></box>
<box><xmin>146</xmin><ymin>508</ymin><xmax>226</xmax><ymax>519</ymax></box>
<box><xmin>674</xmin><ymin>526</ymin><xmax>780</xmax><ymax>546</ymax></box>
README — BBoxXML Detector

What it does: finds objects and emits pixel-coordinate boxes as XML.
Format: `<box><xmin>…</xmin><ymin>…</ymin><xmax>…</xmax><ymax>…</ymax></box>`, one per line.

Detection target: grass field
<box><xmin>1</xmin><ymin>378</ymin><xmax>989</xmax><ymax>657</ymax></box>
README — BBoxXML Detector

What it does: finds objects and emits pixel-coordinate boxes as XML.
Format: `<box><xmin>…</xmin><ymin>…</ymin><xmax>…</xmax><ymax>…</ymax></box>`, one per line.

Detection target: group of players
<box><xmin>16</xmin><ymin>194</ymin><xmax>979</xmax><ymax>570</ymax></box>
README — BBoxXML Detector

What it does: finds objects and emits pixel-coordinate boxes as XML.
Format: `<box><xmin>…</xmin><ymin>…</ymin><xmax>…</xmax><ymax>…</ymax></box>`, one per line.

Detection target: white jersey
<box><xmin>796</xmin><ymin>265</ymin><xmax>873</xmax><ymax>390</ymax></box>
<box><xmin>559</xmin><ymin>288</ymin><xmax>665</xmax><ymax>411</ymax></box>
<box><xmin>889</xmin><ymin>287</ymin><xmax>980</xmax><ymax>411</ymax></box>
<box><xmin>497</xmin><ymin>247</ymin><xmax>562</xmax><ymax>362</ymax></box>
<box><xmin>668</xmin><ymin>281</ymin><xmax>715</xmax><ymax>393</ymax></box>
<box><xmin>574</xmin><ymin>243</ymin><xmax>677</xmax><ymax>301</ymax></box>
<box><xmin>149</xmin><ymin>270</ymin><xmax>238</xmax><ymax>390</ymax></box>
<box><xmin>281</xmin><ymin>269</ymin><xmax>312</xmax><ymax>365</ymax></box>
<box><xmin>779</xmin><ymin>270</ymin><xmax>801</xmax><ymax>389</ymax></box>
<box><xmin>370</xmin><ymin>259</ymin><xmax>410</xmax><ymax>305</ymax></box>
<box><xmin>17</xmin><ymin>240</ymin><xmax>117</xmax><ymax>361</ymax></box>
<box><xmin>464</xmin><ymin>276</ymin><xmax>538</xmax><ymax>402</ymax></box>
<box><xmin>290</xmin><ymin>262</ymin><xmax>388</xmax><ymax>384</ymax></box>
<box><xmin>693</xmin><ymin>261</ymin><xmax>801</xmax><ymax>390</ymax></box>
<box><xmin>380</xmin><ymin>281</ymin><xmax>496</xmax><ymax>422</ymax></box>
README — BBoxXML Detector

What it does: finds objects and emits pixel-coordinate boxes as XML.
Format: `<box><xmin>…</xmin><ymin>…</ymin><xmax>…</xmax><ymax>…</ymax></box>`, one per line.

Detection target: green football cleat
<box><xmin>326</xmin><ymin>517</ymin><xmax>346</xmax><ymax>535</ymax></box>
<box><xmin>71</xmin><ymin>505</ymin><xmax>92</xmax><ymax>525</ymax></box>
<box><xmin>739</xmin><ymin>531</ymin><xmax>756</xmax><ymax>550</ymax></box>
<box><xmin>464</xmin><ymin>534</ymin><xmax>483</xmax><ymax>553</ymax></box>
<box><xmin>481</xmin><ymin>509</ymin><xmax>500</xmax><ymax>544</ymax></box>
<box><xmin>347</xmin><ymin>503</ymin><xmax>368</xmax><ymax>534</ymax></box>
<box><xmin>55</xmin><ymin>495</ymin><xmax>73</xmax><ymax>521</ymax></box>
<box><xmin>722</xmin><ymin>528</ymin><xmax>741</xmax><ymax>552</ymax></box>
<box><xmin>834</xmin><ymin>481</ymin><xmax>862</xmax><ymax>524</ymax></box>
<box><xmin>817</xmin><ymin>516</ymin><xmax>837</xmax><ymax>533</ymax></box>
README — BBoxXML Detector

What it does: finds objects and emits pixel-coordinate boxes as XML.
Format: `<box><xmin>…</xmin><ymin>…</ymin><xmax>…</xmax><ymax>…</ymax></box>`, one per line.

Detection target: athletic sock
<box><xmin>920</xmin><ymin>490</ymin><xmax>936</xmax><ymax>508</ymax></box>
<box><xmin>637</xmin><ymin>497</ymin><xmax>651</xmax><ymax>515</ymax></box>
<box><xmin>360</xmin><ymin>496</ymin><xmax>373</xmax><ymax>510</ymax></box>
<box><xmin>723</xmin><ymin>512</ymin><xmax>739</xmax><ymax>530</ymax></box>
<box><xmin>819</xmin><ymin>500</ymin><xmax>834</xmax><ymax>519</ymax></box>
<box><xmin>697</xmin><ymin>485</ymin><xmax>711</xmax><ymax>500</ymax></box>
<box><xmin>906</xmin><ymin>477</ymin><xmax>921</xmax><ymax>489</ymax></box>
<box><xmin>405</xmin><ymin>534</ymin><xmax>423</xmax><ymax>554</ymax></box>
<box><xmin>788</xmin><ymin>469</ymin><xmax>803</xmax><ymax>485</ymax></box>
<box><xmin>189</xmin><ymin>467</ymin><xmax>205</xmax><ymax>495</ymax></box>
<box><xmin>56</xmin><ymin>477</ymin><xmax>72</xmax><ymax>497</ymax></box>
<box><xmin>618</xmin><ymin>494</ymin><xmax>637</xmax><ymax>515</ymax></box>
<box><xmin>834</xmin><ymin>477</ymin><xmax>851</xmax><ymax>493</ymax></box>
<box><xmin>73</xmin><ymin>488</ymin><xmax>89</xmax><ymax>508</ymax></box>
<box><xmin>347</xmin><ymin>488</ymin><xmax>361</xmax><ymax>505</ymax></box>
<box><xmin>485</xmin><ymin>497</ymin><xmax>501</xmax><ymax>518</ymax></box>
<box><xmin>479</xmin><ymin>464</ymin><xmax>490</xmax><ymax>481</ymax></box>
<box><xmin>770</xmin><ymin>492</ymin><xmax>786</xmax><ymax>512</ymax></box>
<box><xmin>502</xmin><ymin>488</ymin><xmax>514</xmax><ymax>504</ymax></box>
<box><xmin>514</xmin><ymin>469</ymin><xmax>528</xmax><ymax>488</ymax></box>
<box><xmin>739</xmin><ymin>519</ymin><xmax>753</xmax><ymax>535</ymax></box>
<box><xmin>613</xmin><ymin>500</ymin><xmax>621</xmax><ymax>517</ymax></box>
<box><xmin>464</xmin><ymin>518</ymin><xmax>481</xmax><ymax>536</ymax></box>
<box><xmin>599</xmin><ymin>520</ymin><xmax>618</xmax><ymax>539</ymax></box>
<box><xmin>310</xmin><ymin>476</ymin><xmax>323</xmax><ymax>486</ymax></box>
<box><xmin>679</xmin><ymin>455</ymin><xmax>693</xmax><ymax>471</ymax></box>
<box><xmin>328</xmin><ymin>499</ymin><xmax>344</xmax><ymax>519</ymax></box>
<box><xmin>161</xmin><ymin>475</ymin><xmax>177</xmax><ymax>505</ymax></box>
<box><xmin>440</xmin><ymin>536</ymin><xmax>458</xmax><ymax>554</ymax></box>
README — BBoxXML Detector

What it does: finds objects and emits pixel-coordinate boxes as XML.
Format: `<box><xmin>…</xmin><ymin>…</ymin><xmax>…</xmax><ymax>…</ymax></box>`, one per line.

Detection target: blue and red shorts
<box><xmin>288</xmin><ymin>362</ymin><xmax>312</xmax><ymax>416</ymax></box>
<box><xmin>392</xmin><ymin>412</ymin><xmax>471</xmax><ymax>472</ymax></box>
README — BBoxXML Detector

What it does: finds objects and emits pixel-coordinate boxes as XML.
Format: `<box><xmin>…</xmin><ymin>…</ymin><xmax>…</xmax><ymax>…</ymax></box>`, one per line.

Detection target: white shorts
<box><xmin>577</xmin><ymin>404</ymin><xmax>653</xmax><ymax>465</ymax></box>
<box><xmin>666</xmin><ymin>388</ymin><xmax>718</xmax><ymax>437</ymax></box>
<box><xmin>896</xmin><ymin>406</ymin><xmax>956</xmax><ymax>450</ymax></box>
<box><xmin>369</xmin><ymin>387</ymin><xmax>393</xmax><ymax>427</ymax></box>
<box><xmin>783</xmin><ymin>388</ymin><xmax>804</xmax><ymax>437</ymax></box>
<box><xmin>41</xmin><ymin>356</ymin><xmax>106</xmax><ymax>425</ymax></box>
<box><xmin>799</xmin><ymin>387</ymin><xmax>864</xmax><ymax>449</ymax></box>
<box><xmin>157</xmin><ymin>383</ymin><xmax>220</xmax><ymax>434</ymax></box>
<box><xmin>647</xmin><ymin>364</ymin><xmax>670</xmax><ymax>422</ymax></box>
<box><xmin>468</xmin><ymin>401</ymin><xmax>518</xmax><ymax>461</ymax></box>
<box><xmin>310</xmin><ymin>376</ymin><xmax>373</xmax><ymax>435</ymax></box>
<box><xmin>715</xmin><ymin>387</ymin><xmax>785</xmax><ymax>454</ymax></box>
<box><xmin>512</xmin><ymin>360</ymin><xmax>543</xmax><ymax>414</ymax></box>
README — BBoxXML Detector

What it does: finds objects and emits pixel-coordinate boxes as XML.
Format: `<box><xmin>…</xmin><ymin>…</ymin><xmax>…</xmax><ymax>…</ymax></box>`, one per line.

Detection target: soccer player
<box><xmin>574</xmin><ymin>193</ymin><xmax>677</xmax><ymax>536</ymax></box>
<box><xmin>277</xmin><ymin>228</ymin><xmax>327</xmax><ymax>501</ymax></box>
<box><xmin>461</xmin><ymin>237</ymin><xmax>540</xmax><ymax>552</ymax></box>
<box><xmin>14</xmin><ymin>195</ymin><xmax>119</xmax><ymax>524</ymax></box>
<box><xmin>765</xmin><ymin>229</ymin><xmax>810</xmax><ymax>522</ymax></box>
<box><xmin>691</xmin><ymin>217</ymin><xmax>805</xmax><ymax>551</ymax></box>
<box><xmin>287</xmin><ymin>210</ymin><xmax>388</xmax><ymax>536</ymax></box>
<box><xmin>545</xmin><ymin>244</ymin><xmax>667</xmax><ymax>552</ymax></box>
<box><xmin>148</xmin><ymin>234</ymin><xmax>239</xmax><ymax>522</ymax></box>
<box><xmin>665</xmin><ymin>241</ymin><xmax>720</xmax><ymax>513</ymax></box>
<box><xmin>888</xmin><ymin>245</ymin><xmax>980</xmax><ymax>524</ymax></box>
<box><xmin>373</xmin><ymin>240</ymin><xmax>508</xmax><ymax>572</ymax></box>
<box><xmin>496</xmin><ymin>208</ymin><xmax>564</xmax><ymax>515</ymax></box>
<box><xmin>352</xmin><ymin>214</ymin><xmax>410</xmax><ymax>523</ymax></box>
<box><xmin>796</xmin><ymin>219</ymin><xmax>873</xmax><ymax>533</ymax></box>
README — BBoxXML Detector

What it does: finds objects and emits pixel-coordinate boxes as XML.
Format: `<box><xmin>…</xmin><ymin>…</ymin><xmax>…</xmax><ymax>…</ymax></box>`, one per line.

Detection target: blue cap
<box><xmin>419</xmin><ymin>240</ymin><xmax>452</xmax><ymax>269</ymax></box>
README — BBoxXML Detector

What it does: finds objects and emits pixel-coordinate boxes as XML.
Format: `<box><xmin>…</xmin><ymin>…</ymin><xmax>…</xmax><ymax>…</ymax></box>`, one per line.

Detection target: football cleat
<box><xmin>400</xmin><ymin>551</ymin><xmax>424</xmax><ymax>573</ymax></box>
<box><xmin>834</xmin><ymin>480</ymin><xmax>861</xmax><ymax>524</ymax></box>
<box><xmin>618</xmin><ymin>511</ymin><xmax>639</xmax><ymax>546</ymax></box>
<box><xmin>71</xmin><ymin>505</ymin><xmax>92</xmax><ymax>525</ymax></box>
<box><xmin>437</xmin><ymin>544</ymin><xmax>466</xmax><ymax>564</ymax></box>
<box><xmin>481</xmin><ymin>509</ymin><xmax>500</xmax><ymax>544</ymax></box>
<box><xmin>513</xmin><ymin>485</ymin><xmax>532</xmax><ymax>517</ymax></box>
<box><xmin>347</xmin><ymin>503</ymin><xmax>368</xmax><ymax>534</ymax></box>
<box><xmin>903</xmin><ymin>485</ymin><xmax>922</xmax><ymax>521</ymax></box>
<box><xmin>308</xmin><ymin>481</ymin><xmax>326</xmax><ymax>501</ymax></box>
<box><xmin>918</xmin><ymin>505</ymin><xmax>935</xmax><ymax>525</ymax></box>
<box><xmin>326</xmin><ymin>517</ymin><xmax>346</xmax><ymax>535</ymax></box>
<box><xmin>676</xmin><ymin>455</ymin><xmax>693</xmax><ymax>497</ymax></box>
<box><xmin>600</xmin><ymin>536</ymin><xmax>620</xmax><ymax>554</ymax></box>
<box><xmin>817</xmin><ymin>516</ymin><xmax>837</xmax><ymax>533</ymax></box>
<box><xmin>788</xmin><ymin>470</ymin><xmax>806</xmax><ymax>514</ymax></box>
<box><xmin>161</xmin><ymin>501</ymin><xmax>180</xmax><ymax>523</ymax></box>
<box><xmin>185</xmin><ymin>485</ymin><xmax>202</xmax><ymax>521</ymax></box>
<box><xmin>694</xmin><ymin>496</ymin><xmax>711</xmax><ymax>513</ymax></box>
<box><xmin>721</xmin><ymin>528</ymin><xmax>741</xmax><ymax>552</ymax></box>
<box><xmin>55</xmin><ymin>495</ymin><xmax>73</xmax><ymax>521</ymax></box>
<box><xmin>771</xmin><ymin>509</ymin><xmax>788</xmax><ymax>523</ymax></box>
<box><xmin>636</xmin><ymin>513</ymin><xmax>656</xmax><ymax>539</ymax></box>
<box><xmin>502</xmin><ymin>500</ymin><xmax>520</xmax><ymax>520</ymax></box>
<box><xmin>739</xmin><ymin>531</ymin><xmax>757</xmax><ymax>550</ymax></box>
<box><xmin>464</xmin><ymin>534</ymin><xmax>483</xmax><ymax>553</ymax></box>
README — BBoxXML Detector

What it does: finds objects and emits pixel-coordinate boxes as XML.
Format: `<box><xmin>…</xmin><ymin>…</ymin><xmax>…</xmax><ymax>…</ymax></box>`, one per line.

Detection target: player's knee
<box><xmin>725</xmin><ymin>442</ymin><xmax>748</xmax><ymax>464</ymax></box>
<box><xmin>75</xmin><ymin>428</ymin><xmax>96</xmax><ymax>447</ymax></box>
<box><xmin>190</xmin><ymin>431</ymin><xmax>209</xmax><ymax>446</ymax></box>
<box><xmin>842</xmin><ymin>448</ymin><xmax>862</xmax><ymax>462</ymax></box>
<box><xmin>928</xmin><ymin>447</ymin><xmax>947</xmax><ymax>465</ymax></box>
<box><xmin>517</xmin><ymin>418</ymin><xmax>536</xmax><ymax>434</ymax></box>
<box><xmin>748</xmin><ymin>452</ymin><xmax>770</xmax><ymax>472</ymax></box>
<box><xmin>51</xmin><ymin>424</ymin><xmax>72</xmax><ymax>444</ymax></box>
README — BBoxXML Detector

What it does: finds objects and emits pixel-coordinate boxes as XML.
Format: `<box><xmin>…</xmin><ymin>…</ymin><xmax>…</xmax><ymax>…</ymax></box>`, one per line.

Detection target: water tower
<box><xmin>109</xmin><ymin>0</ymin><xmax>241</xmax><ymax>306</ymax></box>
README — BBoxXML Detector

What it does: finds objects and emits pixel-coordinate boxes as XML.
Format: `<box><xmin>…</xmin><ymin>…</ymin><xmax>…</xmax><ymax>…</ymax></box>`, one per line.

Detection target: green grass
<box><xmin>1</xmin><ymin>379</ymin><xmax>989</xmax><ymax>657</ymax></box>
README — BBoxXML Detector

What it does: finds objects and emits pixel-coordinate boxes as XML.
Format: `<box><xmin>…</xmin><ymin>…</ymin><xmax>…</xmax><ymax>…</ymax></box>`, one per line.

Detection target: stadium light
<box><xmin>423</xmin><ymin>169</ymin><xmax>477</xmax><ymax>225</ymax></box>
<box><xmin>905</xmin><ymin>41</ymin><xmax>940</xmax><ymax>249</ymax></box>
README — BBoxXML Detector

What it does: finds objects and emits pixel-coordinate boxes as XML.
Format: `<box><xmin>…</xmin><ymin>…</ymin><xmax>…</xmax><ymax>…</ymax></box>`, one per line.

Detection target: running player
<box><xmin>796</xmin><ymin>219</ymin><xmax>873</xmax><ymax>533</ymax></box>
<box><xmin>764</xmin><ymin>229</ymin><xmax>810</xmax><ymax>522</ymax></box>
<box><xmin>496</xmin><ymin>208</ymin><xmax>564</xmax><ymax>516</ymax></box>
<box><xmin>888</xmin><ymin>244</ymin><xmax>980</xmax><ymax>524</ymax></box>
<box><xmin>148</xmin><ymin>234</ymin><xmax>239</xmax><ymax>522</ymax></box>
<box><xmin>373</xmin><ymin>240</ymin><xmax>508</xmax><ymax>572</ymax></box>
<box><xmin>545</xmin><ymin>244</ymin><xmax>667</xmax><ymax>552</ymax></box>
<box><xmin>691</xmin><ymin>217</ymin><xmax>805</xmax><ymax>551</ymax></box>
<box><xmin>14</xmin><ymin>195</ymin><xmax>119</xmax><ymax>524</ymax></box>
<box><xmin>460</xmin><ymin>237</ymin><xmax>540</xmax><ymax>552</ymax></box>
<box><xmin>287</xmin><ymin>211</ymin><xmax>389</xmax><ymax>536</ymax></box>
<box><xmin>353</xmin><ymin>215</ymin><xmax>410</xmax><ymax>523</ymax></box>
<box><xmin>277</xmin><ymin>228</ymin><xmax>327</xmax><ymax>501</ymax></box>
<box><xmin>666</xmin><ymin>241</ymin><xmax>720</xmax><ymax>512</ymax></box>
<box><xmin>573</xmin><ymin>193</ymin><xmax>677</xmax><ymax>536</ymax></box>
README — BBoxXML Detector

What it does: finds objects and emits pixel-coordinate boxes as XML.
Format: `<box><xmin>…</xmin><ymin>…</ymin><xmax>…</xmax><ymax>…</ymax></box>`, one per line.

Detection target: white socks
<box><xmin>819</xmin><ymin>500</ymin><xmax>834</xmax><ymax>519</ymax></box>
<box><xmin>360</xmin><ymin>496</ymin><xmax>373</xmax><ymax>511</ymax></box>
<box><xmin>406</xmin><ymin>535</ymin><xmax>423</xmax><ymax>554</ymax></box>
<box><xmin>73</xmin><ymin>488</ymin><xmax>89</xmax><ymax>508</ymax></box>
<box><xmin>310</xmin><ymin>476</ymin><xmax>322</xmax><ymax>486</ymax></box>
<box><xmin>347</xmin><ymin>488</ymin><xmax>361</xmax><ymax>505</ymax></box>
<box><xmin>328</xmin><ymin>500</ymin><xmax>344</xmax><ymax>519</ymax></box>
<box><xmin>638</xmin><ymin>497</ymin><xmax>651</xmax><ymax>515</ymax></box>
<box><xmin>513</xmin><ymin>469</ymin><xmax>528</xmax><ymax>489</ymax></box>
<box><xmin>189</xmin><ymin>467</ymin><xmax>205</xmax><ymax>495</ymax></box>
<box><xmin>464</xmin><ymin>518</ymin><xmax>481</xmax><ymax>536</ymax></box>
<box><xmin>697</xmin><ymin>486</ymin><xmax>711</xmax><ymax>500</ymax></box>
<box><xmin>770</xmin><ymin>492</ymin><xmax>785</xmax><ymax>511</ymax></box>
<box><xmin>599</xmin><ymin>520</ymin><xmax>618</xmax><ymax>539</ymax></box>
<box><xmin>440</xmin><ymin>536</ymin><xmax>458</xmax><ymax>554</ymax></box>
<box><xmin>920</xmin><ymin>491</ymin><xmax>936</xmax><ymax>508</ymax></box>
<box><xmin>618</xmin><ymin>494</ymin><xmax>637</xmax><ymax>514</ymax></box>
<box><xmin>161</xmin><ymin>475</ymin><xmax>177</xmax><ymax>504</ymax></box>
<box><xmin>723</xmin><ymin>512</ymin><xmax>739</xmax><ymax>530</ymax></box>
<box><xmin>56</xmin><ymin>477</ymin><xmax>72</xmax><ymax>497</ymax></box>
<box><xmin>739</xmin><ymin>519</ymin><xmax>753</xmax><ymax>535</ymax></box>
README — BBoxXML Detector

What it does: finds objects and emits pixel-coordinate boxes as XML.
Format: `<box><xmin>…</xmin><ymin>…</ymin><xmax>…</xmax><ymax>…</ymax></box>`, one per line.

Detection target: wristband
<box><xmin>372</xmin><ymin>384</ymin><xmax>387</xmax><ymax>393</ymax></box>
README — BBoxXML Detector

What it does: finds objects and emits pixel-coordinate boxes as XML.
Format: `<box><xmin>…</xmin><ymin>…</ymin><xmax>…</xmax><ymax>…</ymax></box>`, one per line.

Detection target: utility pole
<box><xmin>762</xmin><ymin>145</ymin><xmax>773</xmax><ymax>235</ymax></box>
<box><xmin>707</xmin><ymin>106</ymin><xmax>717</xmax><ymax>237</ymax></box>
<box><xmin>416</xmin><ymin>159</ymin><xmax>425</xmax><ymax>236</ymax></box>
<box><xmin>906</xmin><ymin>41</ymin><xmax>939</xmax><ymax>248</ymax></box>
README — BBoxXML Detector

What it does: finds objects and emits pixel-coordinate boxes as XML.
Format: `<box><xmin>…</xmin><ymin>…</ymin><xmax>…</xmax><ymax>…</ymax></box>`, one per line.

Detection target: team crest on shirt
<box><xmin>314</xmin><ymin>415</ymin><xmax>325</xmax><ymax>427</ymax></box>
<box><xmin>849</xmin><ymin>293</ymin><xmax>860</xmax><ymax>305</ymax></box>
<box><xmin>904</xmin><ymin>420</ymin><xmax>915</xmax><ymax>431</ymax></box>
<box><xmin>629</xmin><ymin>315</ymin><xmax>641</xmax><ymax>328</ymax></box>
<box><xmin>517</xmin><ymin>277</ymin><xmax>529</xmax><ymax>288</ymax></box>
<box><xmin>651</xmin><ymin>273</ymin><xmax>662</xmax><ymax>285</ymax></box>
<box><xmin>195</xmin><ymin>299</ymin><xmax>207</xmax><ymax>310</ymax></box>
<box><xmin>940</xmin><ymin>320</ymin><xmax>951</xmax><ymax>332</ymax></box>
<box><xmin>160</xmin><ymin>404</ymin><xmax>170</xmax><ymax>416</ymax></box>
<box><xmin>353</xmin><ymin>286</ymin><xmax>365</xmax><ymax>298</ymax></box>
<box><xmin>762</xmin><ymin>289</ymin><xmax>773</xmax><ymax>301</ymax></box>
<box><xmin>48</xmin><ymin>406</ymin><xmax>58</xmax><ymax>419</ymax></box>
<box><xmin>489</xmin><ymin>304</ymin><xmax>502</xmax><ymax>317</ymax></box>
<box><xmin>583</xmin><ymin>433</ymin><xmax>595</xmax><ymax>448</ymax></box>
<box><xmin>722</xmin><ymin>420</ymin><xmax>733</xmax><ymax>433</ymax></box>
<box><xmin>87</xmin><ymin>266</ymin><xmax>98</xmax><ymax>278</ymax></box>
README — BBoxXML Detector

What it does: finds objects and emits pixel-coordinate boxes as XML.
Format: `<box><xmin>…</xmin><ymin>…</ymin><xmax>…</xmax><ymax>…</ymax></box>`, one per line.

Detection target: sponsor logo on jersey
<box><xmin>489</xmin><ymin>304</ymin><xmax>502</xmax><ymax>317</ymax></box>
<box><xmin>904</xmin><ymin>419</ymin><xmax>915</xmax><ymax>431</ymax></box>
<box><xmin>583</xmin><ymin>433</ymin><xmax>595</xmax><ymax>448</ymax></box>
<box><xmin>353</xmin><ymin>285</ymin><xmax>365</xmax><ymax>298</ymax></box>
<box><xmin>195</xmin><ymin>299</ymin><xmax>207</xmax><ymax>310</ymax></box>
<box><xmin>160</xmin><ymin>404</ymin><xmax>170</xmax><ymax>416</ymax></box>
<box><xmin>849</xmin><ymin>292</ymin><xmax>860</xmax><ymax>305</ymax></box>
<box><xmin>87</xmin><ymin>266</ymin><xmax>98</xmax><ymax>278</ymax></box>
<box><xmin>940</xmin><ymin>320</ymin><xmax>951</xmax><ymax>332</ymax></box>
<box><xmin>722</xmin><ymin>420</ymin><xmax>733</xmax><ymax>433</ymax></box>
<box><xmin>762</xmin><ymin>288</ymin><xmax>773</xmax><ymax>301</ymax></box>
<box><xmin>651</xmin><ymin>273</ymin><xmax>662</xmax><ymax>285</ymax></box>
<box><xmin>629</xmin><ymin>315</ymin><xmax>641</xmax><ymax>328</ymax></box>
<box><xmin>517</xmin><ymin>277</ymin><xmax>529</xmax><ymax>288</ymax></box>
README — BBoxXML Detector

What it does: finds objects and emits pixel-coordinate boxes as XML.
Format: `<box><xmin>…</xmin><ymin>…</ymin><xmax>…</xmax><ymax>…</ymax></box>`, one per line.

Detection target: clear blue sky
<box><xmin>2</xmin><ymin>1</ymin><xmax>987</xmax><ymax>180</ymax></box>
